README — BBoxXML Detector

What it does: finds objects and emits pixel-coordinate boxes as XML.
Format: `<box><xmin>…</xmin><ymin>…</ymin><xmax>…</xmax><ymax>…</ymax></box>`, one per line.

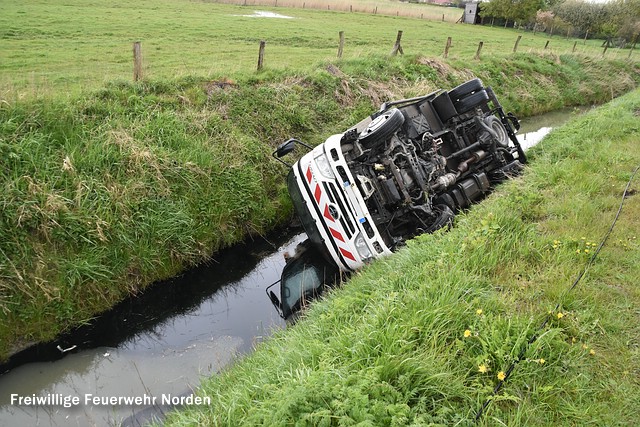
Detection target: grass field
<box><xmin>162</xmin><ymin>87</ymin><xmax>640</xmax><ymax>426</ymax></box>
<box><xmin>1</xmin><ymin>0</ymin><xmax>633</xmax><ymax>100</ymax></box>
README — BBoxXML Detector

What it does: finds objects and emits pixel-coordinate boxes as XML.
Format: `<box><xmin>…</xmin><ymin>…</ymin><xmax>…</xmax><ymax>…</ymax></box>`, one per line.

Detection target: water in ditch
<box><xmin>0</xmin><ymin>107</ymin><xmax>587</xmax><ymax>427</ymax></box>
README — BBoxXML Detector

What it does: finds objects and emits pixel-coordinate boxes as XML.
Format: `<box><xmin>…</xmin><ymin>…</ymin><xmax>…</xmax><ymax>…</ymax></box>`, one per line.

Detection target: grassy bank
<box><xmin>0</xmin><ymin>53</ymin><xmax>639</xmax><ymax>362</ymax></box>
<box><xmin>162</xmin><ymin>87</ymin><xmax>640</xmax><ymax>426</ymax></box>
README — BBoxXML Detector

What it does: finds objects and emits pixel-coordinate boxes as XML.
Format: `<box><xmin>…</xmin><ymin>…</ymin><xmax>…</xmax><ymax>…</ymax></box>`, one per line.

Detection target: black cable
<box><xmin>475</xmin><ymin>164</ymin><xmax>640</xmax><ymax>421</ymax></box>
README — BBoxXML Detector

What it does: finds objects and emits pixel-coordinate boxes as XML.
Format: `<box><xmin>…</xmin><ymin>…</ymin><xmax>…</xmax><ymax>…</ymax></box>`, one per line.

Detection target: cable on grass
<box><xmin>475</xmin><ymin>163</ymin><xmax>640</xmax><ymax>421</ymax></box>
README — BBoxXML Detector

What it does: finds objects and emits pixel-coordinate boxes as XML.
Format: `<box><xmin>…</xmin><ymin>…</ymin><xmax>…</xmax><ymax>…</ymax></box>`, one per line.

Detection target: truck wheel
<box><xmin>454</xmin><ymin>89</ymin><xmax>489</xmax><ymax>114</ymax></box>
<box><xmin>485</xmin><ymin>115</ymin><xmax>510</xmax><ymax>148</ymax></box>
<box><xmin>448</xmin><ymin>78</ymin><xmax>484</xmax><ymax>102</ymax></box>
<box><xmin>358</xmin><ymin>108</ymin><xmax>405</xmax><ymax>148</ymax></box>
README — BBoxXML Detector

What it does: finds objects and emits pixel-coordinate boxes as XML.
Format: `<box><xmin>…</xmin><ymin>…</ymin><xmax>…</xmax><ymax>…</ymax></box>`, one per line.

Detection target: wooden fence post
<box><xmin>602</xmin><ymin>39</ymin><xmax>609</xmax><ymax>57</ymax></box>
<box><xmin>444</xmin><ymin>36</ymin><xmax>452</xmax><ymax>58</ymax></box>
<box><xmin>390</xmin><ymin>31</ymin><xmax>404</xmax><ymax>56</ymax></box>
<box><xmin>133</xmin><ymin>41</ymin><xmax>142</xmax><ymax>82</ymax></box>
<box><xmin>474</xmin><ymin>41</ymin><xmax>483</xmax><ymax>59</ymax></box>
<box><xmin>513</xmin><ymin>35</ymin><xmax>522</xmax><ymax>53</ymax></box>
<box><xmin>442</xmin><ymin>14</ymin><xmax>445</xmax><ymax>22</ymax></box>
<box><xmin>350</xmin><ymin>5</ymin><xmax>352</xmax><ymax>12</ymax></box>
<box><xmin>572</xmin><ymin>41</ymin><xmax>578</xmax><ymax>53</ymax></box>
<box><xmin>544</xmin><ymin>40</ymin><xmax>550</xmax><ymax>49</ymax></box>
<box><xmin>257</xmin><ymin>40</ymin><xmax>266</xmax><ymax>71</ymax></box>
<box><xmin>338</xmin><ymin>31</ymin><xmax>345</xmax><ymax>58</ymax></box>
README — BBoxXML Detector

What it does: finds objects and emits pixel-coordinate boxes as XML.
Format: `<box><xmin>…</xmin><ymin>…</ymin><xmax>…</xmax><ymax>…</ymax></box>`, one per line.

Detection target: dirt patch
<box><xmin>417</xmin><ymin>57</ymin><xmax>452</xmax><ymax>78</ymax></box>
<box><xmin>204</xmin><ymin>78</ymin><xmax>237</xmax><ymax>98</ymax></box>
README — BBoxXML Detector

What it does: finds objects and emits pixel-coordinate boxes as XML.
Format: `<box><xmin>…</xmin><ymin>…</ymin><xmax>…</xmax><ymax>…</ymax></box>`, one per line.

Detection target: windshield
<box><xmin>280</xmin><ymin>259</ymin><xmax>323</xmax><ymax>317</ymax></box>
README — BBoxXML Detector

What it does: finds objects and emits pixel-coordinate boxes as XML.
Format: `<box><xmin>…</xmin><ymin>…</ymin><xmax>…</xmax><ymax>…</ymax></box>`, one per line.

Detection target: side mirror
<box><xmin>275</xmin><ymin>139</ymin><xmax>297</xmax><ymax>158</ymax></box>
<box><xmin>271</xmin><ymin>138</ymin><xmax>313</xmax><ymax>167</ymax></box>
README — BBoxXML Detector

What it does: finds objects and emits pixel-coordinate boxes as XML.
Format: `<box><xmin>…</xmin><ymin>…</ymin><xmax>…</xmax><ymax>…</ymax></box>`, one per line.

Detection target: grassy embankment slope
<box><xmin>1</xmin><ymin>0</ymin><xmax>639</xmax><ymax>362</ymax></box>
<box><xmin>162</xmin><ymin>87</ymin><xmax>640</xmax><ymax>426</ymax></box>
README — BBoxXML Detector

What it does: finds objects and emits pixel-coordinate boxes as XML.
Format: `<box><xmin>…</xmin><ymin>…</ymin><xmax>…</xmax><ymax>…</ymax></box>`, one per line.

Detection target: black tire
<box><xmin>431</xmin><ymin>91</ymin><xmax>458</xmax><ymax>123</ymax></box>
<box><xmin>454</xmin><ymin>89</ymin><xmax>489</xmax><ymax>114</ymax></box>
<box><xmin>448</xmin><ymin>78</ymin><xmax>484</xmax><ymax>102</ymax></box>
<box><xmin>485</xmin><ymin>115</ymin><xmax>510</xmax><ymax>148</ymax></box>
<box><xmin>358</xmin><ymin>108</ymin><xmax>405</xmax><ymax>148</ymax></box>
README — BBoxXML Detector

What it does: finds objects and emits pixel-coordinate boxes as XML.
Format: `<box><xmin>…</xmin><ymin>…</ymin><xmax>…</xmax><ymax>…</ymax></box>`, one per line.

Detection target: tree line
<box><xmin>479</xmin><ymin>0</ymin><xmax>640</xmax><ymax>43</ymax></box>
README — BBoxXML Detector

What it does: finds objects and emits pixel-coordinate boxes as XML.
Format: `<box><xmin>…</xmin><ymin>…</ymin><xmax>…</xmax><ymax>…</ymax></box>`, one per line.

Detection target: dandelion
<box><xmin>464</xmin><ymin>329</ymin><xmax>472</xmax><ymax>338</ymax></box>
<box><xmin>552</xmin><ymin>244</ymin><xmax>558</xmax><ymax>249</ymax></box>
<box><xmin>590</xmin><ymin>349</ymin><xmax>596</xmax><ymax>356</ymax></box>
<box><xmin>585</xmin><ymin>249</ymin><xmax>590</xmax><ymax>254</ymax></box>
<box><xmin>591</xmin><ymin>243</ymin><xmax>597</xmax><ymax>247</ymax></box>
<box><xmin>476</xmin><ymin>309</ymin><xmax>483</xmax><ymax>315</ymax></box>
<box><xmin>576</xmin><ymin>249</ymin><xmax>581</xmax><ymax>254</ymax></box>
<box><xmin>572</xmin><ymin>337</ymin><xmax>577</xmax><ymax>343</ymax></box>
<box><xmin>581</xmin><ymin>237</ymin><xmax>586</xmax><ymax>240</ymax></box>
<box><xmin>582</xmin><ymin>344</ymin><xmax>589</xmax><ymax>350</ymax></box>
<box><xmin>553</xmin><ymin>240</ymin><xmax>560</xmax><ymax>245</ymax></box>
<box><xmin>497</xmin><ymin>371</ymin><xmax>506</xmax><ymax>381</ymax></box>
<box><xmin>539</xmin><ymin>358</ymin><xmax>546</xmax><ymax>364</ymax></box>
<box><xmin>478</xmin><ymin>364</ymin><xmax>488</xmax><ymax>373</ymax></box>
<box><xmin>557</xmin><ymin>312</ymin><xmax>564</xmax><ymax>319</ymax></box>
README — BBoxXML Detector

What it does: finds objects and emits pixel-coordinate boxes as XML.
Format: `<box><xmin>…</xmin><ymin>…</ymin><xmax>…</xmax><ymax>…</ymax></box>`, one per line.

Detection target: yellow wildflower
<box><xmin>476</xmin><ymin>309</ymin><xmax>483</xmax><ymax>315</ymax></box>
<box><xmin>539</xmin><ymin>358</ymin><xmax>545</xmax><ymax>364</ymax></box>
<box><xmin>557</xmin><ymin>312</ymin><xmax>564</xmax><ymax>319</ymax></box>
<box><xmin>590</xmin><ymin>349</ymin><xmax>596</xmax><ymax>356</ymax></box>
<box><xmin>464</xmin><ymin>329</ymin><xmax>472</xmax><ymax>338</ymax></box>
<box><xmin>478</xmin><ymin>364</ymin><xmax>488</xmax><ymax>373</ymax></box>
<box><xmin>497</xmin><ymin>371</ymin><xmax>506</xmax><ymax>381</ymax></box>
<box><xmin>576</xmin><ymin>249</ymin><xmax>581</xmax><ymax>254</ymax></box>
<box><xmin>582</xmin><ymin>344</ymin><xmax>589</xmax><ymax>349</ymax></box>
<box><xmin>585</xmin><ymin>249</ymin><xmax>590</xmax><ymax>254</ymax></box>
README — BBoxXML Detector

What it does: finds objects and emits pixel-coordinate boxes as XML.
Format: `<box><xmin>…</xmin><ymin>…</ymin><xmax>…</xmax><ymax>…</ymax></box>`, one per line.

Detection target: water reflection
<box><xmin>0</xmin><ymin>232</ymin><xmax>305</xmax><ymax>427</ymax></box>
<box><xmin>517</xmin><ymin>107</ymin><xmax>590</xmax><ymax>151</ymax></box>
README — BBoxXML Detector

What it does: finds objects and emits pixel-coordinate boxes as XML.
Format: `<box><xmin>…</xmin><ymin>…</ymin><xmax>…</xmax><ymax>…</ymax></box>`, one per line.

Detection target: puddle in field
<box><xmin>234</xmin><ymin>10</ymin><xmax>294</xmax><ymax>19</ymax></box>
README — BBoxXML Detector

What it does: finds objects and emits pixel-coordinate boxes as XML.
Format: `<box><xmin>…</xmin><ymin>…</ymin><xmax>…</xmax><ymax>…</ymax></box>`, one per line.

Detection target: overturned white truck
<box><xmin>269</xmin><ymin>78</ymin><xmax>526</xmax><ymax>318</ymax></box>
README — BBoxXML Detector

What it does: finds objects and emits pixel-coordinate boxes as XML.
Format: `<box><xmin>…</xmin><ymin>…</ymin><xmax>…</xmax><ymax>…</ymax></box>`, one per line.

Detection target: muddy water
<box><xmin>517</xmin><ymin>107</ymin><xmax>590</xmax><ymax>151</ymax></box>
<box><xmin>0</xmin><ymin>107</ymin><xmax>586</xmax><ymax>427</ymax></box>
<box><xmin>0</xmin><ymin>232</ymin><xmax>306</xmax><ymax>427</ymax></box>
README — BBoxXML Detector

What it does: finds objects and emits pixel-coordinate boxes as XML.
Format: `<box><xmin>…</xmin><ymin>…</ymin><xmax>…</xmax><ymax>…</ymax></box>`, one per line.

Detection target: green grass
<box><xmin>161</xmin><ymin>88</ymin><xmax>640</xmax><ymax>426</ymax></box>
<box><xmin>1</xmin><ymin>48</ymin><xmax>639</xmax><ymax>362</ymax></box>
<box><xmin>1</xmin><ymin>0</ymin><xmax>633</xmax><ymax>100</ymax></box>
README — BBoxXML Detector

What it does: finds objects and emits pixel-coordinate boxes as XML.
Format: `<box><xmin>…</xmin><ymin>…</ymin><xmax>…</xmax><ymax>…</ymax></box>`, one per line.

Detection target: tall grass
<box><xmin>161</xmin><ymin>88</ymin><xmax>640</xmax><ymax>426</ymax></box>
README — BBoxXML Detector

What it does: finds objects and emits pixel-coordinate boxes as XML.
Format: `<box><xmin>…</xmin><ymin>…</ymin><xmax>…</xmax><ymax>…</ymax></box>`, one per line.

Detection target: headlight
<box><xmin>314</xmin><ymin>153</ymin><xmax>334</xmax><ymax>179</ymax></box>
<box><xmin>354</xmin><ymin>233</ymin><xmax>372</xmax><ymax>260</ymax></box>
